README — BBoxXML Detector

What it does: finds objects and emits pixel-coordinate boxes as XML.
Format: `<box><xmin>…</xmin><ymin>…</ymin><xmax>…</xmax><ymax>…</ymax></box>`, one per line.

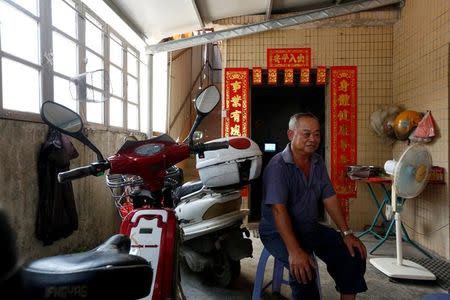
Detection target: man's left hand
<box><xmin>343</xmin><ymin>234</ymin><xmax>367</xmax><ymax>259</ymax></box>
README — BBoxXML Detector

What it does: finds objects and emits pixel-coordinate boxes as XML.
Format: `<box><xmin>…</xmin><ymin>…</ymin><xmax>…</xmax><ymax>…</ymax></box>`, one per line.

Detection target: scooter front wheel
<box><xmin>208</xmin><ymin>251</ymin><xmax>240</xmax><ymax>287</ymax></box>
<box><xmin>230</xmin><ymin>259</ymin><xmax>241</xmax><ymax>281</ymax></box>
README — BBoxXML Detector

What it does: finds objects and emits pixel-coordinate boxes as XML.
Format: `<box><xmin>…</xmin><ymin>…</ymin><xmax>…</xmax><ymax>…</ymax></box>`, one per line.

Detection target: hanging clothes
<box><xmin>36</xmin><ymin>127</ymin><xmax>79</xmax><ymax>245</ymax></box>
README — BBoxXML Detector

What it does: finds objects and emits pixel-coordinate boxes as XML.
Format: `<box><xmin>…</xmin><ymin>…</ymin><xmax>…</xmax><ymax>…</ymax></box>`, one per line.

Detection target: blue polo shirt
<box><xmin>259</xmin><ymin>144</ymin><xmax>336</xmax><ymax>236</ymax></box>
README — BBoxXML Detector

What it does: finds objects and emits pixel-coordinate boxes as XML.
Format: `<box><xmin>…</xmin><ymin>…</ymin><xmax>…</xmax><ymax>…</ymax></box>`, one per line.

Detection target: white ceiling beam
<box><xmin>146</xmin><ymin>0</ymin><xmax>402</xmax><ymax>54</ymax></box>
<box><xmin>191</xmin><ymin>0</ymin><xmax>205</xmax><ymax>30</ymax></box>
<box><xmin>265</xmin><ymin>0</ymin><xmax>273</xmax><ymax>20</ymax></box>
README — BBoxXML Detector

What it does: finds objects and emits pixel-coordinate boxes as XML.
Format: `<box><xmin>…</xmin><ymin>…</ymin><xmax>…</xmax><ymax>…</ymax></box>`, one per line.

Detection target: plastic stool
<box><xmin>252</xmin><ymin>247</ymin><xmax>321</xmax><ymax>300</ymax></box>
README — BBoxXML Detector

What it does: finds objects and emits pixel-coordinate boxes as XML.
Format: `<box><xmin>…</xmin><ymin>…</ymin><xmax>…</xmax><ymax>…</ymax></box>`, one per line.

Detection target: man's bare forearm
<box><xmin>272</xmin><ymin>204</ymin><xmax>302</xmax><ymax>253</ymax></box>
<box><xmin>323</xmin><ymin>195</ymin><xmax>349</xmax><ymax>232</ymax></box>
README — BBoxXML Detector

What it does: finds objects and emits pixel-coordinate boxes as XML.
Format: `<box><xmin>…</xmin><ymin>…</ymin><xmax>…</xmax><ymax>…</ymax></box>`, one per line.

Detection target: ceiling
<box><xmin>105</xmin><ymin>0</ymin><xmax>401</xmax><ymax>53</ymax></box>
<box><xmin>106</xmin><ymin>0</ymin><xmax>357</xmax><ymax>42</ymax></box>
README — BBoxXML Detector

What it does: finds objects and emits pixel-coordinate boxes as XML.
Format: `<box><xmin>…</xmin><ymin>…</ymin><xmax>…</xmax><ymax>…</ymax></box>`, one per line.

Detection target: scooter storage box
<box><xmin>196</xmin><ymin>137</ymin><xmax>262</xmax><ymax>188</ymax></box>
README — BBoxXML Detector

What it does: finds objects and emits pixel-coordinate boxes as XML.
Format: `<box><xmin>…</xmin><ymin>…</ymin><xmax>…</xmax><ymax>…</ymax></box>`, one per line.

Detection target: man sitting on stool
<box><xmin>259</xmin><ymin>113</ymin><xmax>367</xmax><ymax>300</ymax></box>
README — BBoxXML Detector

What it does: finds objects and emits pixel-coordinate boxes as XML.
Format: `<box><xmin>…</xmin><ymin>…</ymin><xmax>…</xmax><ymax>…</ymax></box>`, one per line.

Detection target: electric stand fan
<box><xmin>370</xmin><ymin>144</ymin><xmax>436</xmax><ymax>280</ymax></box>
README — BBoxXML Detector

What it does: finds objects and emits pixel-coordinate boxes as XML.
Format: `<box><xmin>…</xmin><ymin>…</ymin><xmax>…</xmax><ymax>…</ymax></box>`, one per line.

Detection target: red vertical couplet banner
<box><xmin>223</xmin><ymin>68</ymin><xmax>249</xmax><ymax>137</ymax></box>
<box><xmin>223</xmin><ymin>68</ymin><xmax>250</xmax><ymax>197</ymax></box>
<box><xmin>330</xmin><ymin>66</ymin><xmax>357</xmax><ymax>222</ymax></box>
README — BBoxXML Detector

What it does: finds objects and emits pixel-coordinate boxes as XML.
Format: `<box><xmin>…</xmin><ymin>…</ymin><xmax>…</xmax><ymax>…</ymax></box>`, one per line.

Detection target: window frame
<box><xmin>0</xmin><ymin>0</ymin><xmax>43</xmax><ymax>122</ymax></box>
<box><xmin>106</xmin><ymin>27</ymin><xmax>141</xmax><ymax>132</ymax></box>
<box><xmin>0</xmin><ymin>0</ymin><xmax>144</xmax><ymax>133</ymax></box>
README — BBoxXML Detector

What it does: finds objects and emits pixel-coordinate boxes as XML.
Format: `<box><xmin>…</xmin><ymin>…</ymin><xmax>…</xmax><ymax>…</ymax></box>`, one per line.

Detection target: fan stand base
<box><xmin>370</xmin><ymin>257</ymin><xmax>436</xmax><ymax>280</ymax></box>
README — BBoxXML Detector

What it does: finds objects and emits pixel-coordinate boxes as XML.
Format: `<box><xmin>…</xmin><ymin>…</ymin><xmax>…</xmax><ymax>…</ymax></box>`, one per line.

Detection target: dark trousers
<box><xmin>261</xmin><ymin>223</ymin><xmax>367</xmax><ymax>300</ymax></box>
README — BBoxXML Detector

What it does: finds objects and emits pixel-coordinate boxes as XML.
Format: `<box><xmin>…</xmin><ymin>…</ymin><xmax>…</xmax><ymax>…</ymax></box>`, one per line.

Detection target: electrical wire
<box><xmin>402</xmin><ymin>221</ymin><xmax>449</xmax><ymax>236</ymax></box>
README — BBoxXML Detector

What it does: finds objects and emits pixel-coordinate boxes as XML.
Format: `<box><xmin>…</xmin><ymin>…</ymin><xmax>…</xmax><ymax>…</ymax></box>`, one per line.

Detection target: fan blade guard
<box><xmin>394</xmin><ymin>144</ymin><xmax>432</xmax><ymax>198</ymax></box>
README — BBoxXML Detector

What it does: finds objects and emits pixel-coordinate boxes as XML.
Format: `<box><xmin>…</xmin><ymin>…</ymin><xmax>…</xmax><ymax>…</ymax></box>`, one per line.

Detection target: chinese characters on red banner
<box><xmin>330</xmin><ymin>66</ymin><xmax>357</xmax><ymax>222</ymax></box>
<box><xmin>224</xmin><ymin>68</ymin><xmax>249</xmax><ymax>137</ymax></box>
<box><xmin>267</xmin><ymin>48</ymin><xmax>311</xmax><ymax>68</ymax></box>
<box><xmin>316</xmin><ymin>66</ymin><xmax>326</xmax><ymax>85</ymax></box>
<box><xmin>224</xmin><ymin>68</ymin><xmax>250</xmax><ymax>197</ymax></box>
<box><xmin>284</xmin><ymin>68</ymin><xmax>294</xmax><ymax>85</ymax></box>
<box><xmin>257</xmin><ymin>49</ymin><xmax>325</xmax><ymax>86</ymax></box>
<box><xmin>300</xmin><ymin>68</ymin><xmax>310</xmax><ymax>85</ymax></box>
<box><xmin>268</xmin><ymin>68</ymin><xmax>277</xmax><ymax>85</ymax></box>
<box><xmin>252</xmin><ymin>67</ymin><xmax>262</xmax><ymax>85</ymax></box>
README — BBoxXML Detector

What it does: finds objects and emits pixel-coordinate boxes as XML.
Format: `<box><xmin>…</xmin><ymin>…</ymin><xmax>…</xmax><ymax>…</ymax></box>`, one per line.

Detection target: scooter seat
<box><xmin>174</xmin><ymin>180</ymin><xmax>204</xmax><ymax>200</ymax></box>
<box><xmin>22</xmin><ymin>234</ymin><xmax>152</xmax><ymax>299</ymax></box>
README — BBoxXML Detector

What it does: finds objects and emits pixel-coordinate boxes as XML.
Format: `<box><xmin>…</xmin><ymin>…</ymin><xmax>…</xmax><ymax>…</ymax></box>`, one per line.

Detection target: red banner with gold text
<box><xmin>300</xmin><ymin>68</ymin><xmax>310</xmax><ymax>85</ymax></box>
<box><xmin>224</xmin><ymin>68</ymin><xmax>249</xmax><ymax>137</ymax></box>
<box><xmin>268</xmin><ymin>68</ymin><xmax>277</xmax><ymax>85</ymax></box>
<box><xmin>330</xmin><ymin>66</ymin><xmax>357</xmax><ymax>222</ymax></box>
<box><xmin>252</xmin><ymin>67</ymin><xmax>262</xmax><ymax>85</ymax></box>
<box><xmin>316</xmin><ymin>66</ymin><xmax>327</xmax><ymax>85</ymax></box>
<box><xmin>267</xmin><ymin>48</ymin><xmax>311</xmax><ymax>68</ymax></box>
<box><xmin>284</xmin><ymin>68</ymin><xmax>294</xmax><ymax>85</ymax></box>
<box><xmin>224</xmin><ymin>68</ymin><xmax>250</xmax><ymax>198</ymax></box>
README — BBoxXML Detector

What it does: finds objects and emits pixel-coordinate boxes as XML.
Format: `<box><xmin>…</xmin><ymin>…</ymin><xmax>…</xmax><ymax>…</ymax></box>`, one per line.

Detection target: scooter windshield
<box><xmin>118</xmin><ymin>134</ymin><xmax>176</xmax><ymax>153</ymax></box>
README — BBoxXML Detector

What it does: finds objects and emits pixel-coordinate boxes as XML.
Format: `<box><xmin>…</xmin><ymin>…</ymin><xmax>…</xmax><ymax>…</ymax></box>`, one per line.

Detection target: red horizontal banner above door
<box><xmin>267</xmin><ymin>48</ymin><xmax>311</xmax><ymax>68</ymax></box>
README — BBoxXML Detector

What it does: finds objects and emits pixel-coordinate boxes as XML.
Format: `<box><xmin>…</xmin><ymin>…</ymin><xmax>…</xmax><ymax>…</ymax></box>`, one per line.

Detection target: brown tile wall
<box><xmin>220</xmin><ymin>1</ymin><xmax>450</xmax><ymax>258</ymax></box>
<box><xmin>392</xmin><ymin>0</ymin><xmax>449</xmax><ymax>259</ymax></box>
<box><xmin>221</xmin><ymin>25</ymin><xmax>394</xmax><ymax>233</ymax></box>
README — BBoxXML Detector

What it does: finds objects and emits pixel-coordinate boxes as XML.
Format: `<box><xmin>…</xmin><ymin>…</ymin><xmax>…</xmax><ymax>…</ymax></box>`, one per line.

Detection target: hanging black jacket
<box><xmin>36</xmin><ymin>127</ymin><xmax>79</xmax><ymax>245</ymax></box>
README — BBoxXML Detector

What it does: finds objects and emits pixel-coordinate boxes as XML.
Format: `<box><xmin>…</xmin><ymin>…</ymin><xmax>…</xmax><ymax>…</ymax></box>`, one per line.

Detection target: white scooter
<box><xmin>171</xmin><ymin>136</ymin><xmax>262</xmax><ymax>287</ymax></box>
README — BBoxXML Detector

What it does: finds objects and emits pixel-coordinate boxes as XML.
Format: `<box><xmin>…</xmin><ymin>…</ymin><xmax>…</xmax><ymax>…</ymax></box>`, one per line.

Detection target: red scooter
<box><xmin>39</xmin><ymin>85</ymin><xmax>240</xmax><ymax>299</ymax></box>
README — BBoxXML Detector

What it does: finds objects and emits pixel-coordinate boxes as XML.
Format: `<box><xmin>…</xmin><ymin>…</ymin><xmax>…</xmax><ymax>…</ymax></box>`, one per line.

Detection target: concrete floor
<box><xmin>180</xmin><ymin>229</ymin><xmax>447</xmax><ymax>300</ymax></box>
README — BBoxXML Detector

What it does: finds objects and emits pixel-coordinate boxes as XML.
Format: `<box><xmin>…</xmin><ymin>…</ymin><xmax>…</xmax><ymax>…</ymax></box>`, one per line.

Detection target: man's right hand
<box><xmin>271</xmin><ymin>204</ymin><xmax>317</xmax><ymax>284</ymax></box>
<box><xmin>288</xmin><ymin>248</ymin><xmax>317</xmax><ymax>284</ymax></box>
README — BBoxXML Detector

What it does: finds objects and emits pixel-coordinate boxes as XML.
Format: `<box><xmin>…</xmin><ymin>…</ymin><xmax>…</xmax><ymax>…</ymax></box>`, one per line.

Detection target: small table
<box><xmin>356</xmin><ymin>177</ymin><xmax>391</xmax><ymax>241</ymax></box>
<box><xmin>354</xmin><ymin>177</ymin><xmax>433</xmax><ymax>258</ymax></box>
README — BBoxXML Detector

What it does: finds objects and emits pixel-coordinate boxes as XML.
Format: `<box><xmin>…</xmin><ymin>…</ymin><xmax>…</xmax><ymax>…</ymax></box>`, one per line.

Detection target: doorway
<box><xmin>249</xmin><ymin>83</ymin><xmax>325</xmax><ymax>222</ymax></box>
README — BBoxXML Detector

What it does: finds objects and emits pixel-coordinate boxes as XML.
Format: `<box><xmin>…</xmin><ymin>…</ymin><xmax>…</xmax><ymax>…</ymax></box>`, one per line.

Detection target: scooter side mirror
<box><xmin>41</xmin><ymin>101</ymin><xmax>83</xmax><ymax>134</ymax></box>
<box><xmin>195</xmin><ymin>85</ymin><xmax>220</xmax><ymax>115</ymax></box>
<box><xmin>185</xmin><ymin>85</ymin><xmax>221</xmax><ymax>145</ymax></box>
<box><xmin>40</xmin><ymin>101</ymin><xmax>105</xmax><ymax>161</ymax></box>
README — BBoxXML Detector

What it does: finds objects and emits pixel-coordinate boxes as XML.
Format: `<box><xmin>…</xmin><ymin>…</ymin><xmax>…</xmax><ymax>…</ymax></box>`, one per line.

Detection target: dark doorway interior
<box><xmin>249</xmin><ymin>84</ymin><xmax>325</xmax><ymax>222</ymax></box>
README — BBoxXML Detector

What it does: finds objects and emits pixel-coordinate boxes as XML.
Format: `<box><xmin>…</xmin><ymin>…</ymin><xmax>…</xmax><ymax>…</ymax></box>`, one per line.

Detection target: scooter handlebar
<box><xmin>58</xmin><ymin>161</ymin><xmax>110</xmax><ymax>183</ymax></box>
<box><xmin>204</xmin><ymin>141</ymin><xmax>230</xmax><ymax>151</ymax></box>
<box><xmin>192</xmin><ymin>141</ymin><xmax>229</xmax><ymax>154</ymax></box>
